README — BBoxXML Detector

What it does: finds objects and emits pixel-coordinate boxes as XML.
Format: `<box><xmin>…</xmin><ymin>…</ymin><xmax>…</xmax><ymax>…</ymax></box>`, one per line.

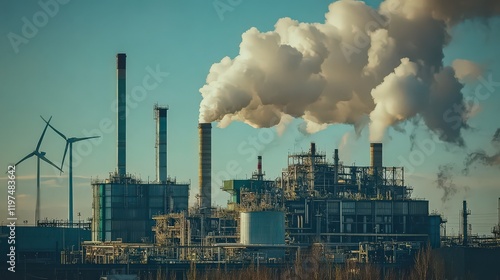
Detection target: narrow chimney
<box><xmin>463</xmin><ymin>200</ymin><xmax>469</xmax><ymax>246</ymax></box>
<box><xmin>370</xmin><ymin>143</ymin><xmax>382</xmax><ymax>169</ymax></box>
<box><xmin>117</xmin><ymin>53</ymin><xmax>127</xmax><ymax>178</ymax></box>
<box><xmin>334</xmin><ymin>148</ymin><xmax>339</xmax><ymax>196</ymax></box>
<box><xmin>199</xmin><ymin>123</ymin><xmax>212</xmax><ymax>210</ymax></box>
<box><xmin>155</xmin><ymin>105</ymin><xmax>169</xmax><ymax>183</ymax></box>
<box><xmin>310</xmin><ymin>142</ymin><xmax>316</xmax><ymax>191</ymax></box>
<box><xmin>257</xmin><ymin>156</ymin><xmax>262</xmax><ymax>175</ymax></box>
<box><xmin>257</xmin><ymin>156</ymin><xmax>263</xmax><ymax>180</ymax></box>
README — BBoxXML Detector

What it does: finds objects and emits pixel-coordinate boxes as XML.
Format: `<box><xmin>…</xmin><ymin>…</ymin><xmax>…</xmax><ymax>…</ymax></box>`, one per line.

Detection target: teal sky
<box><xmin>1</xmin><ymin>0</ymin><xmax>499</xmax><ymax>235</ymax></box>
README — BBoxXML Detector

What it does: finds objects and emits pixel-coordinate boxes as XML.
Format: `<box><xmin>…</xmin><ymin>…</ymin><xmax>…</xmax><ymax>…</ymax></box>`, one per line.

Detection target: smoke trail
<box><xmin>463</xmin><ymin>128</ymin><xmax>500</xmax><ymax>174</ymax></box>
<box><xmin>436</xmin><ymin>164</ymin><xmax>458</xmax><ymax>203</ymax></box>
<box><xmin>199</xmin><ymin>0</ymin><xmax>499</xmax><ymax>143</ymax></box>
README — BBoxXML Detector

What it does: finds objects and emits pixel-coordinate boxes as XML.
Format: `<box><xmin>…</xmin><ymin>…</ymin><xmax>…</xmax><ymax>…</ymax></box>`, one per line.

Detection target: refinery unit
<box><xmin>75</xmin><ymin>53</ymin><xmax>438</xmax><ymax>266</ymax></box>
<box><xmin>2</xmin><ymin>53</ymin><xmax>500</xmax><ymax>280</ymax></box>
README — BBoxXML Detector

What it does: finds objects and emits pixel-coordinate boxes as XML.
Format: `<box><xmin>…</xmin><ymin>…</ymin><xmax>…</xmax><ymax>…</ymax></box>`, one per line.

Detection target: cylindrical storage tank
<box><xmin>240</xmin><ymin>211</ymin><xmax>285</xmax><ymax>245</ymax></box>
<box><xmin>428</xmin><ymin>215</ymin><xmax>441</xmax><ymax>248</ymax></box>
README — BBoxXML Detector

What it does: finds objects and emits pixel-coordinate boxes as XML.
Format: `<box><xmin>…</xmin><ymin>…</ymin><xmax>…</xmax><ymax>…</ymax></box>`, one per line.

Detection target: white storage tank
<box><xmin>240</xmin><ymin>211</ymin><xmax>285</xmax><ymax>245</ymax></box>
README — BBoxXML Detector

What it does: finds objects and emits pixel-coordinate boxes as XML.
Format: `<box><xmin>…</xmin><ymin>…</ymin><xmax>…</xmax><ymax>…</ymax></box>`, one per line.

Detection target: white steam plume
<box><xmin>199</xmin><ymin>0</ymin><xmax>499</xmax><ymax>144</ymax></box>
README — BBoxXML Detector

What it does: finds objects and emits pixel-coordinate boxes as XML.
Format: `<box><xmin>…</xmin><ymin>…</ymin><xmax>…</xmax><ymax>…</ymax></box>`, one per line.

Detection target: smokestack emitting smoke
<box><xmin>155</xmin><ymin>105</ymin><xmax>168</xmax><ymax>183</ymax></box>
<box><xmin>199</xmin><ymin>123</ymin><xmax>212</xmax><ymax>210</ymax></box>
<box><xmin>117</xmin><ymin>53</ymin><xmax>126</xmax><ymax>177</ymax></box>
<box><xmin>370</xmin><ymin>143</ymin><xmax>382</xmax><ymax>169</ymax></box>
<box><xmin>199</xmin><ymin>0</ymin><xmax>500</xmax><ymax>144</ymax></box>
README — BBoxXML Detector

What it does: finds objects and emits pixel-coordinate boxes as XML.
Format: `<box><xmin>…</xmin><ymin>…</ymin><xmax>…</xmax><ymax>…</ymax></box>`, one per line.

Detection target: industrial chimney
<box><xmin>256</xmin><ymin>156</ymin><xmax>263</xmax><ymax>180</ymax></box>
<box><xmin>117</xmin><ymin>53</ymin><xmax>127</xmax><ymax>178</ymax></box>
<box><xmin>462</xmin><ymin>200</ymin><xmax>469</xmax><ymax>246</ymax></box>
<box><xmin>155</xmin><ymin>105</ymin><xmax>169</xmax><ymax>183</ymax></box>
<box><xmin>370</xmin><ymin>143</ymin><xmax>382</xmax><ymax>169</ymax></box>
<box><xmin>199</xmin><ymin>123</ymin><xmax>212</xmax><ymax>211</ymax></box>
<box><xmin>334</xmin><ymin>148</ymin><xmax>339</xmax><ymax>196</ymax></box>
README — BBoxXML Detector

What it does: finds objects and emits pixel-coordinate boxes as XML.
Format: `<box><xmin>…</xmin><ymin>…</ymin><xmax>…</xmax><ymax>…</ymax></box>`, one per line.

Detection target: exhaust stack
<box><xmin>256</xmin><ymin>156</ymin><xmax>264</xmax><ymax>180</ymax></box>
<box><xmin>257</xmin><ymin>156</ymin><xmax>262</xmax><ymax>176</ymax></box>
<box><xmin>334</xmin><ymin>148</ymin><xmax>339</xmax><ymax>196</ymax></box>
<box><xmin>199</xmin><ymin>123</ymin><xmax>212</xmax><ymax>210</ymax></box>
<box><xmin>117</xmin><ymin>53</ymin><xmax>127</xmax><ymax>178</ymax></box>
<box><xmin>370</xmin><ymin>143</ymin><xmax>382</xmax><ymax>169</ymax></box>
<box><xmin>155</xmin><ymin>105</ymin><xmax>169</xmax><ymax>183</ymax></box>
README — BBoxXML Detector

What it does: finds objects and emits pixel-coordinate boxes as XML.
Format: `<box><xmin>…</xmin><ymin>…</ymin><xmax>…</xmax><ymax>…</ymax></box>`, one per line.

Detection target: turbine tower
<box><xmin>41</xmin><ymin>116</ymin><xmax>100</xmax><ymax>225</ymax></box>
<box><xmin>15</xmin><ymin>116</ymin><xmax>63</xmax><ymax>224</ymax></box>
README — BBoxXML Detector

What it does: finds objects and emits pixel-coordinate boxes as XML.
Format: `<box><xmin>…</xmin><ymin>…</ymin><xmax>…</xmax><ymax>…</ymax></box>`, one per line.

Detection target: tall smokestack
<box><xmin>370</xmin><ymin>143</ymin><xmax>383</xmax><ymax>169</ymax></box>
<box><xmin>257</xmin><ymin>156</ymin><xmax>262</xmax><ymax>175</ymax></box>
<box><xmin>310</xmin><ymin>142</ymin><xmax>316</xmax><ymax>156</ymax></box>
<box><xmin>117</xmin><ymin>53</ymin><xmax>126</xmax><ymax>178</ymax></box>
<box><xmin>257</xmin><ymin>156</ymin><xmax>263</xmax><ymax>180</ymax></box>
<box><xmin>463</xmin><ymin>200</ymin><xmax>468</xmax><ymax>246</ymax></box>
<box><xmin>334</xmin><ymin>148</ymin><xmax>339</xmax><ymax>196</ymax></box>
<box><xmin>199</xmin><ymin>123</ymin><xmax>212</xmax><ymax>210</ymax></box>
<box><xmin>155</xmin><ymin>105</ymin><xmax>169</xmax><ymax>183</ymax></box>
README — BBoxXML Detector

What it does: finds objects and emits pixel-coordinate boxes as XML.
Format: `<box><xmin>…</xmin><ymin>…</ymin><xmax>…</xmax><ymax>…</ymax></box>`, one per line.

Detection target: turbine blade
<box><xmin>73</xmin><ymin>136</ymin><xmax>100</xmax><ymax>142</ymax></box>
<box><xmin>36</xmin><ymin>116</ymin><xmax>52</xmax><ymax>151</ymax></box>
<box><xmin>60</xmin><ymin>141</ymin><xmax>69</xmax><ymax>172</ymax></box>
<box><xmin>41</xmin><ymin>115</ymin><xmax>67</xmax><ymax>141</ymax></box>
<box><xmin>39</xmin><ymin>154</ymin><xmax>63</xmax><ymax>173</ymax></box>
<box><xmin>15</xmin><ymin>152</ymin><xmax>36</xmax><ymax>166</ymax></box>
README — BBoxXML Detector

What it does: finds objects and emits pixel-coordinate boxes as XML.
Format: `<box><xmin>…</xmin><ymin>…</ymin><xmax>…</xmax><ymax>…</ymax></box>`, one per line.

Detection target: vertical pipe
<box><xmin>310</xmin><ymin>142</ymin><xmax>316</xmax><ymax>192</ymax></box>
<box><xmin>463</xmin><ymin>200</ymin><xmax>468</xmax><ymax>246</ymax></box>
<box><xmin>156</xmin><ymin>105</ymin><xmax>168</xmax><ymax>183</ymax></box>
<box><xmin>199</xmin><ymin>123</ymin><xmax>212</xmax><ymax>211</ymax></box>
<box><xmin>117</xmin><ymin>53</ymin><xmax>127</xmax><ymax>178</ymax></box>
<box><xmin>334</xmin><ymin>149</ymin><xmax>339</xmax><ymax>197</ymax></box>
<box><xmin>498</xmin><ymin>197</ymin><xmax>500</xmax><ymax>228</ymax></box>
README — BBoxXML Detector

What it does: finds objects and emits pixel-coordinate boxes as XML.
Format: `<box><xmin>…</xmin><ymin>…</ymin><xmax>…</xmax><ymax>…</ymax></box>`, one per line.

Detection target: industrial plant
<box><xmin>2</xmin><ymin>53</ymin><xmax>500</xmax><ymax>280</ymax></box>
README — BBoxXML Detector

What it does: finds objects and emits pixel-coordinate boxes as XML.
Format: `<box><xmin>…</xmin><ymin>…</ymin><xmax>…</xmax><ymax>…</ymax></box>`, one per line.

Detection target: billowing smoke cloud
<box><xmin>463</xmin><ymin>128</ymin><xmax>500</xmax><ymax>174</ymax></box>
<box><xmin>199</xmin><ymin>0</ymin><xmax>499</xmax><ymax>143</ymax></box>
<box><xmin>452</xmin><ymin>59</ymin><xmax>485</xmax><ymax>83</ymax></box>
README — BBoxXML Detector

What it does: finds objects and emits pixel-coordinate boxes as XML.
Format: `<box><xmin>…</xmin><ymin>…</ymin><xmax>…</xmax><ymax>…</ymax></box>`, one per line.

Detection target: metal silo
<box><xmin>240</xmin><ymin>211</ymin><xmax>285</xmax><ymax>245</ymax></box>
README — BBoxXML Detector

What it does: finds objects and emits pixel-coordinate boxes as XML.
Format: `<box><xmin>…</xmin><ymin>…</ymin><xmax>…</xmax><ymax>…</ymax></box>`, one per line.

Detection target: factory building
<box><xmin>79</xmin><ymin>54</ymin><xmax>442</xmax><ymax>265</ymax></box>
<box><xmin>90</xmin><ymin>54</ymin><xmax>189</xmax><ymax>243</ymax></box>
<box><xmin>91</xmin><ymin>175</ymin><xmax>189</xmax><ymax>242</ymax></box>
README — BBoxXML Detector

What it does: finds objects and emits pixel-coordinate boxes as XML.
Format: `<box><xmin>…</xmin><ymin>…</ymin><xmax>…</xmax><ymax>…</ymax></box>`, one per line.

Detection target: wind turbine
<box><xmin>41</xmin><ymin>116</ymin><xmax>100</xmax><ymax>225</ymax></box>
<box><xmin>15</xmin><ymin>116</ymin><xmax>63</xmax><ymax>224</ymax></box>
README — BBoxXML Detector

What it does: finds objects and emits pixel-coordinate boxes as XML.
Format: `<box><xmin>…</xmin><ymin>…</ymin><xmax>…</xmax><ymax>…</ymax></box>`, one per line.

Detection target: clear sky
<box><xmin>1</xmin><ymin>0</ymin><xmax>499</xmax><ymax>235</ymax></box>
